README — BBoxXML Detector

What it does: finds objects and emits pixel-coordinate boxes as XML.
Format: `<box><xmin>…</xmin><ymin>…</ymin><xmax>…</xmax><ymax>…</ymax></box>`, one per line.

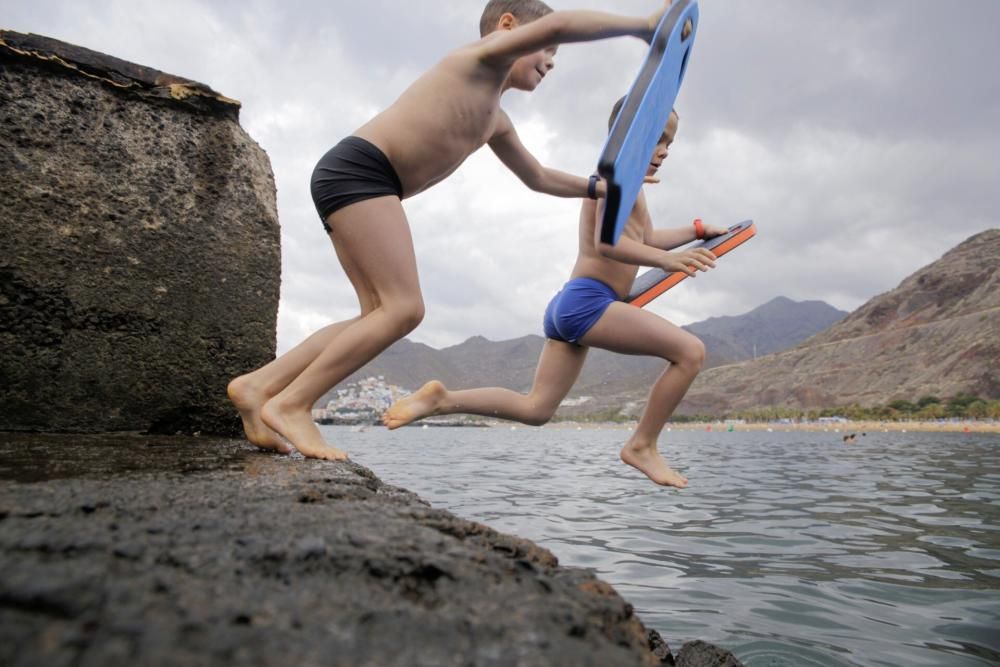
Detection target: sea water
<box><xmin>336</xmin><ymin>425</ymin><xmax>1000</xmax><ymax>667</ymax></box>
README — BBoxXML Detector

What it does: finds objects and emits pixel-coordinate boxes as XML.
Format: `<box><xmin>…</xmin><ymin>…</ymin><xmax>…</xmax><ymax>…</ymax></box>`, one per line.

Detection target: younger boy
<box><xmin>228</xmin><ymin>1</ymin><xmax>676</xmax><ymax>460</ymax></box>
<box><xmin>383</xmin><ymin>99</ymin><xmax>725</xmax><ymax>488</ymax></box>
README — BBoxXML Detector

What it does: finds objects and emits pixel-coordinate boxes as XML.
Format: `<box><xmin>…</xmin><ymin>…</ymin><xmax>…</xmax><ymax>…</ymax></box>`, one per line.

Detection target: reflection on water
<box><xmin>339</xmin><ymin>426</ymin><xmax>1000</xmax><ymax>667</ymax></box>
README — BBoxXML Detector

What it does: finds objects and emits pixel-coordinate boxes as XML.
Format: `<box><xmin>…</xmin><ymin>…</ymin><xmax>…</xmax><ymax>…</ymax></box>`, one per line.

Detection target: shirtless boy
<box><xmin>227</xmin><ymin>1</ymin><xmax>676</xmax><ymax>460</ymax></box>
<box><xmin>384</xmin><ymin>99</ymin><xmax>725</xmax><ymax>488</ymax></box>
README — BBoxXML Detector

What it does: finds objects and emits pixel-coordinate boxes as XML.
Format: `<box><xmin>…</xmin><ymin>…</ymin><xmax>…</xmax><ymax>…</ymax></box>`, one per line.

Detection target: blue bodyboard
<box><xmin>597</xmin><ymin>0</ymin><xmax>699</xmax><ymax>245</ymax></box>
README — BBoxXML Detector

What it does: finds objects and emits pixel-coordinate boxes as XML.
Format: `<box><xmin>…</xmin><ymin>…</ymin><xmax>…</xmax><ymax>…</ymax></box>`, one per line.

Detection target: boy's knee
<box><xmin>386</xmin><ymin>299</ymin><xmax>425</xmax><ymax>336</ymax></box>
<box><xmin>524</xmin><ymin>401</ymin><xmax>557</xmax><ymax>427</ymax></box>
<box><xmin>404</xmin><ymin>300</ymin><xmax>425</xmax><ymax>331</ymax></box>
<box><xmin>693</xmin><ymin>337</ymin><xmax>706</xmax><ymax>363</ymax></box>
<box><xmin>524</xmin><ymin>411</ymin><xmax>552</xmax><ymax>427</ymax></box>
<box><xmin>689</xmin><ymin>338</ymin><xmax>706</xmax><ymax>369</ymax></box>
<box><xmin>673</xmin><ymin>336</ymin><xmax>705</xmax><ymax>371</ymax></box>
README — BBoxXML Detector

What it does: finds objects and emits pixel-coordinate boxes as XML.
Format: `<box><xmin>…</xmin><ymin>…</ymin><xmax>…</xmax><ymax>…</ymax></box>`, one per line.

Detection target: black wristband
<box><xmin>587</xmin><ymin>173</ymin><xmax>600</xmax><ymax>199</ymax></box>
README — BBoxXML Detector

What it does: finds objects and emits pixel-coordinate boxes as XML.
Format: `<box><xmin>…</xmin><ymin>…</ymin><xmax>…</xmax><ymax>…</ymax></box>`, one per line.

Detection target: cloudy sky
<box><xmin>5</xmin><ymin>0</ymin><xmax>999</xmax><ymax>353</ymax></box>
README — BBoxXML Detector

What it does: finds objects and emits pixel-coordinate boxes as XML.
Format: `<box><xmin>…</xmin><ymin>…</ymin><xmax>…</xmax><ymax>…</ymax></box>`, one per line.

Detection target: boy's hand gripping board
<box><xmin>626</xmin><ymin>220</ymin><xmax>757</xmax><ymax>308</ymax></box>
<box><xmin>598</xmin><ymin>0</ymin><xmax>699</xmax><ymax>246</ymax></box>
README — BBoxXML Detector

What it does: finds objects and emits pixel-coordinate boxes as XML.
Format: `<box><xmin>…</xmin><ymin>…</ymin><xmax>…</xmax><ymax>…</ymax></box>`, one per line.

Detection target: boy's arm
<box><xmin>478</xmin><ymin>3</ymin><xmax>672</xmax><ymax>65</ymax></box>
<box><xmin>596</xmin><ymin>192</ymin><xmax>715</xmax><ymax>276</ymax></box>
<box><xmin>488</xmin><ymin>112</ymin><xmax>603</xmax><ymax>198</ymax></box>
<box><xmin>646</xmin><ymin>222</ymin><xmax>728</xmax><ymax>250</ymax></box>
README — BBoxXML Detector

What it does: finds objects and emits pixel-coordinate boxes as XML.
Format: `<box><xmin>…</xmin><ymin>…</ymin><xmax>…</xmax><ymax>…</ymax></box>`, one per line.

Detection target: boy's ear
<box><xmin>497</xmin><ymin>12</ymin><xmax>518</xmax><ymax>31</ymax></box>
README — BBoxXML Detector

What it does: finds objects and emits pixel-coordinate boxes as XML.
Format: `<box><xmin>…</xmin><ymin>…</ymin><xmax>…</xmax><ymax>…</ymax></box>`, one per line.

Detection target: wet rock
<box><xmin>0</xmin><ymin>32</ymin><xmax>279</xmax><ymax>436</ymax></box>
<box><xmin>677</xmin><ymin>640</ymin><xmax>745</xmax><ymax>667</ymax></box>
<box><xmin>0</xmin><ymin>434</ymin><xmax>640</xmax><ymax>665</ymax></box>
<box><xmin>0</xmin><ymin>433</ymin><xmax>743</xmax><ymax>666</ymax></box>
<box><xmin>649</xmin><ymin>628</ymin><xmax>676</xmax><ymax>665</ymax></box>
<box><xmin>0</xmin><ymin>571</ymin><xmax>106</xmax><ymax>620</ymax></box>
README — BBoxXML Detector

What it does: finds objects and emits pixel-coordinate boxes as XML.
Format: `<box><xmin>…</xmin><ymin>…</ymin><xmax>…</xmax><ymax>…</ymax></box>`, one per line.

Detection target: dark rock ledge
<box><xmin>0</xmin><ymin>433</ymin><xmax>743</xmax><ymax>667</ymax></box>
<box><xmin>0</xmin><ymin>30</ymin><xmax>240</xmax><ymax>118</ymax></box>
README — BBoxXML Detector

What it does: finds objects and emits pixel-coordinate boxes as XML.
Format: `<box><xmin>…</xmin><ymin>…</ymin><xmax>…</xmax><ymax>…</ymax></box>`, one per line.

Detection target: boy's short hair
<box><xmin>480</xmin><ymin>0</ymin><xmax>554</xmax><ymax>37</ymax></box>
<box><xmin>608</xmin><ymin>96</ymin><xmax>679</xmax><ymax>132</ymax></box>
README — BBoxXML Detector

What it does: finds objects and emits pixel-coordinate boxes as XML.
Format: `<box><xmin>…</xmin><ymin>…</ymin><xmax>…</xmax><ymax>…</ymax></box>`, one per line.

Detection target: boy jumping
<box><xmin>384</xmin><ymin>99</ymin><xmax>724</xmax><ymax>488</ymax></box>
<box><xmin>228</xmin><ymin>1</ymin><xmax>676</xmax><ymax>460</ymax></box>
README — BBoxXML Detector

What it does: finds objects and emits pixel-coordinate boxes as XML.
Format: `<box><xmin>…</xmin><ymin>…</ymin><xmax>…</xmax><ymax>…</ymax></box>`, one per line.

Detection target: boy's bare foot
<box><xmin>620</xmin><ymin>441</ymin><xmax>688</xmax><ymax>488</ymax></box>
<box><xmin>382</xmin><ymin>380</ymin><xmax>447</xmax><ymax>430</ymax></box>
<box><xmin>260</xmin><ymin>398</ymin><xmax>348</xmax><ymax>461</ymax></box>
<box><xmin>227</xmin><ymin>376</ymin><xmax>291</xmax><ymax>454</ymax></box>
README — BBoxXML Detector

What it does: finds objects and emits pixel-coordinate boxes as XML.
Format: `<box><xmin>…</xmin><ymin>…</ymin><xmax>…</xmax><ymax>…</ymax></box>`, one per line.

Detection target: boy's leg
<box><xmin>228</xmin><ymin>318</ymin><xmax>358</xmax><ymax>454</ymax></box>
<box><xmin>261</xmin><ymin>196</ymin><xmax>425</xmax><ymax>460</ymax></box>
<box><xmin>383</xmin><ymin>340</ymin><xmax>587</xmax><ymax>428</ymax></box>
<box><xmin>227</xmin><ymin>234</ymin><xmax>376</xmax><ymax>453</ymax></box>
<box><xmin>579</xmin><ymin>302</ymin><xmax>705</xmax><ymax>487</ymax></box>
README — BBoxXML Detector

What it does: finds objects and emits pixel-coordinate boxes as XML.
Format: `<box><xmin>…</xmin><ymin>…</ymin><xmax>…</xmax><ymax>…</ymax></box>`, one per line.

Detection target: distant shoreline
<box><xmin>317</xmin><ymin>417</ymin><xmax>1000</xmax><ymax>434</ymax></box>
<box><xmin>540</xmin><ymin>420</ymin><xmax>1000</xmax><ymax>434</ymax></box>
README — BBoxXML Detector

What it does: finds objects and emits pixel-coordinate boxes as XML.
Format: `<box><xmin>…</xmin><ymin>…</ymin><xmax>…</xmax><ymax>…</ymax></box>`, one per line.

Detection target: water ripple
<box><xmin>342</xmin><ymin>427</ymin><xmax>1000</xmax><ymax>666</ymax></box>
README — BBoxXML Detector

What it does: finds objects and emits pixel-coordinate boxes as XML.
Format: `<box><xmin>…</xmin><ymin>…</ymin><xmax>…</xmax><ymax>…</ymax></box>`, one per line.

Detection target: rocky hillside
<box><xmin>686</xmin><ymin>297</ymin><xmax>846</xmax><ymax>367</ymax></box>
<box><xmin>679</xmin><ymin>229</ymin><xmax>1000</xmax><ymax>415</ymax></box>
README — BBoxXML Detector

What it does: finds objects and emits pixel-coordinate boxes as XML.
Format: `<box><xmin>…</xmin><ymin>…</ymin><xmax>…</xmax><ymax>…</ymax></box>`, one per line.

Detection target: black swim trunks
<box><xmin>310</xmin><ymin>136</ymin><xmax>404</xmax><ymax>232</ymax></box>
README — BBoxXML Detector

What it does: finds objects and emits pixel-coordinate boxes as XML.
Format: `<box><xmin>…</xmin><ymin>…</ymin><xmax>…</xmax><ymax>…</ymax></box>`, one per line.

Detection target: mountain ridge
<box><xmin>677</xmin><ymin>229</ymin><xmax>999</xmax><ymax>414</ymax></box>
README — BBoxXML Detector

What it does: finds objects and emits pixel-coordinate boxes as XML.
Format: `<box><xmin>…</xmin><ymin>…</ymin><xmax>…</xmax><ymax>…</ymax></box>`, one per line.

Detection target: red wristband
<box><xmin>693</xmin><ymin>218</ymin><xmax>705</xmax><ymax>240</ymax></box>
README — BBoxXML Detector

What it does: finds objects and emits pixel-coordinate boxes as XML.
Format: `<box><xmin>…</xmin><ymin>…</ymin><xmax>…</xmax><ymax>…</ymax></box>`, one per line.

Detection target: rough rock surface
<box><xmin>681</xmin><ymin>229</ymin><xmax>1000</xmax><ymax>414</ymax></box>
<box><xmin>676</xmin><ymin>641</ymin><xmax>744</xmax><ymax>667</ymax></box>
<box><xmin>0</xmin><ymin>434</ymin><xmax>741</xmax><ymax>667</ymax></box>
<box><xmin>0</xmin><ymin>32</ymin><xmax>280</xmax><ymax>436</ymax></box>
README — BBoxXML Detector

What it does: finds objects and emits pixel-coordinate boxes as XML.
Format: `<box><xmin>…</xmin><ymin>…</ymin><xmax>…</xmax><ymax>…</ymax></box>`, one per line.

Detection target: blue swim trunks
<box><xmin>543</xmin><ymin>277</ymin><xmax>620</xmax><ymax>345</ymax></box>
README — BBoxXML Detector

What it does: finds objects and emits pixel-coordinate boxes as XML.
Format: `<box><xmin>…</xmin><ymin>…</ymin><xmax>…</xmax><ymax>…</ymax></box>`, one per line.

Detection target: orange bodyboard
<box><xmin>626</xmin><ymin>220</ymin><xmax>757</xmax><ymax>308</ymax></box>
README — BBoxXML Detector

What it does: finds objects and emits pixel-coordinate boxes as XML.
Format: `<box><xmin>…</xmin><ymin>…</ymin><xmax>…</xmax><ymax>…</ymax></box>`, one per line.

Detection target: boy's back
<box><xmin>355</xmin><ymin>41</ymin><xmax>534</xmax><ymax>198</ymax></box>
